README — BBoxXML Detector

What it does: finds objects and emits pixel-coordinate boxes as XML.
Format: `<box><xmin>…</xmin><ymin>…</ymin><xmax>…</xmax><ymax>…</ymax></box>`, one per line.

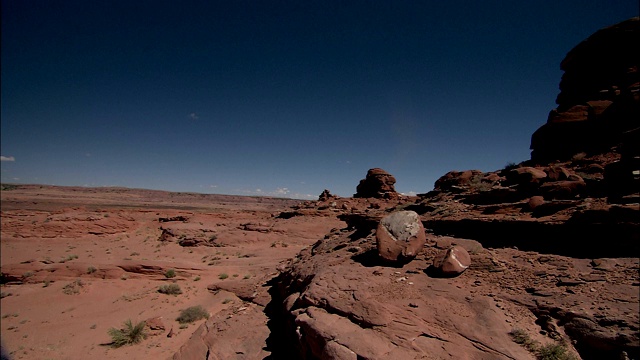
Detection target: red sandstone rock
<box><xmin>376</xmin><ymin>210</ymin><xmax>426</xmax><ymax>262</ymax></box>
<box><xmin>433</xmin><ymin>245</ymin><xmax>471</xmax><ymax>276</ymax></box>
<box><xmin>540</xmin><ymin>180</ymin><xmax>587</xmax><ymax>200</ymax></box>
<box><xmin>318</xmin><ymin>189</ymin><xmax>337</xmax><ymax>201</ymax></box>
<box><xmin>434</xmin><ymin>170</ymin><xmax>483</xmax><ymax>190</ymax></box>
<box><xmin>531</xmin><ymin>17</ymin><xmax>640</xmax><ymax>162</ymax></box>
<box><xmin>354</xmin><ymin>168</ymin><xmax>399</xmax><ymax>199</ymax></box>
<box><xmin>527</xmin><ymin>196</ymin><xmax>546</xmax><ymax>211</ymax></box>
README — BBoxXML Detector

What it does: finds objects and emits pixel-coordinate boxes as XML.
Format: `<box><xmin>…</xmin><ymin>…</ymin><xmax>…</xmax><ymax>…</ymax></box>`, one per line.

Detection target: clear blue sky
<box><xmin>1</xmin><ymin>1</ymin><xmax>637</xmax><ymax>199</ymax></box>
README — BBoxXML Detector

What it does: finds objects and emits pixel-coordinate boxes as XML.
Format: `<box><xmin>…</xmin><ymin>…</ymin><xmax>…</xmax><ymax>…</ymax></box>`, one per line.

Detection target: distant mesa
<box><xmin>354</xmin><ymin>168</ymin><xmax>399</xmax><ymax>199</ymax></box>
<box><xmin>530</xmin><ymin>16</ymin><xmax>640</xmax><ymax>163</ymax></box>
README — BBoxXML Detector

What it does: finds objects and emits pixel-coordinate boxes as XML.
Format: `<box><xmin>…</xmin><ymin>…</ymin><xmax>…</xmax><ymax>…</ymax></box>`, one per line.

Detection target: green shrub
<box><xmin>218</xmin><ymin>273</ymin><xmax>228</xmax><ymax>280</ymax></box>
<box><xmin>107</xmin><ymin>319</ymin><xmax>147</xmax><ymax>347</ymax></box>
<box><xmin>164</xmin><ymin>269</ymin><xmax>176</xmax><ymax>278</ymax></box>
<box><xmin>176</xmin><ymin>305</ymin><xmax>209</xmax><ymax>324</ymax></box>
<box><xmin>87</xmin><ymin>266</ymin><xmax>97</xmax><ymax>274</ymax></box>
<box><xmin>537</xmin><ymin>343</ymin><xmax>577</xmax><ymax>360</ymax></box>
<box><xmin>158</xmin><ymin>283</ymin><xmax>182</xmax><ymax>295</ymax></box>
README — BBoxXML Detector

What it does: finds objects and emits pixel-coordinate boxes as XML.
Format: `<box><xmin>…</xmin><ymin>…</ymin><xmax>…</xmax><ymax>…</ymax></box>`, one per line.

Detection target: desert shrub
<box><xmin>509</xmin><ymin>328</ymin><xmax>577</xmax><ymax>360</ymax></box>
<box><xmin>87</xmin><ymin>266</ymin><xmax>97</xmax><ymax>274</ymax></box>
<box><xmin>176</xmin><ymin>305</ymin><xmax>209</xmax><ymax>324</ymax></box>
<box><xmin>537</xmin><ymin>343</ymin><xmax>577</xmax><ymax>360</ymax></box>
<box><xmin>107</xmin><ymin>319</ymin><xmax>147</xmax><ymax>347</ymax></box>
<box><xmin>509</xmin><ymin>328</ymin><xmax>536</xmax><ymax>351</ymax></box>
<box><xmin>218</xmin><ymin>273</ymin><xmax>228</xmax><ymax>280</ymax></box>
<box><xmin>60</xmin><ymin>254</ymin><xmax>78</xmax><ymax>263</ymax></box>
<box><xmin>62</xmin><ymin>279</ymin><xmax>84</xmax><ymax>295</ymax></box>
<box><xmin>164</xmin><ymin>269</ymin><xmax>176</xmax><ymax>278</ymax></box>
<box><xmin>193</xmin><ymin>276</ymin><xmax>201</xmax><ymax>281</ymax></box>
<box><xmin>158</xmin><ymin>283</ymin><xmax>182</xmax><ymax>295</ymax></box>
<box><xmin>504</xmin><ymin>162</ymin><xmax>519</xmax><ymax>171</ymax></box>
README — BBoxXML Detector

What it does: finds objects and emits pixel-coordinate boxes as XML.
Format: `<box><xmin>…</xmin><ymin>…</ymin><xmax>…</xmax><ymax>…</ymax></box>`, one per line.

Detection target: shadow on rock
<box><xmin>424</xmin><ymin>265</ymin><xmax>462</xmax><ymax>278</ymax></box>
<box><xmin>351</xmin><ymin>249</ymin><xmax>406</xmax><ymax>268</ymax></box>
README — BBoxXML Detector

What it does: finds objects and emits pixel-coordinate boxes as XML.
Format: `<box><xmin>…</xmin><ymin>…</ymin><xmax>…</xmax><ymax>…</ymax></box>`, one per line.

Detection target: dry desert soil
<box><xmin>0</xmin><ymin>184</ymin><xmax>342</xmax><ymax>360</ymax></box>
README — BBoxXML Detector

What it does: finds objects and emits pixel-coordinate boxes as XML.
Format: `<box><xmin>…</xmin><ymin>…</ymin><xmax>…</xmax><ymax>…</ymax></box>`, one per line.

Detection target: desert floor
<box><xmin>0</xmin><ymin>185</ymin><xmax>342</xmax><ymax>360</ymax></box>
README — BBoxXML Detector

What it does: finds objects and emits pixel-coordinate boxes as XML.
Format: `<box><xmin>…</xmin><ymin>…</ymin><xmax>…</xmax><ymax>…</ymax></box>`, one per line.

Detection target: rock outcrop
<box><xmin>530</xmin><ymin>17</ymin><xmax>640</xmax><ymax>162</ymax></box>
<box><xmin>354</xmin><ymin>168</ymin><xmax>399</xmax><ymax>199</ymax></box>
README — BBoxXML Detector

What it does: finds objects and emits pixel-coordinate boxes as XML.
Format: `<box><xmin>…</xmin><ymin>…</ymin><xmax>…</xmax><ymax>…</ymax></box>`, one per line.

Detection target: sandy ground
<box><xmin>0</xmin><ymin>185</ymin><xmax>342</xmax><ymax>360</ymax></box>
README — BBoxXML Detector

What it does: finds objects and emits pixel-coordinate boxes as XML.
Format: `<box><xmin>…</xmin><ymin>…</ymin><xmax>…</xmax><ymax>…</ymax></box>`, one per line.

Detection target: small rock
<box><xmin>433</xmin><ymin>246</ymin><xmax>471</xmax><ymax>276</ymax></box>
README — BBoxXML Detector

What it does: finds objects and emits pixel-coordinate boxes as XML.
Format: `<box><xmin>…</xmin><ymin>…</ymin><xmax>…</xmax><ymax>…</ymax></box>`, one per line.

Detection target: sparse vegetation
<box><xmin>107</xmin><ymin>319</ymin><xmax>147</xmax><ymax>348</ymax></box>
<box><xmin>164</xmin><ymin>269</ymin><xmax>176</xmax><ymax>278</ymax></box>
<box><xmin>243</xmin><ymin>274</ymin><xmax>251</xmax><ymax>279</ymax></box>
<box><xmin>158</xmin><ymin>283</ymin><xmax>182</xmax><ymax>295</ymax></box>
<box><xmin>537</xmin><ymin>343</ymin><xmax>577</xmax><ymax>360</ymax></box>
<box><xmin>62</xmin><ymin>279</ymin><xmax>84</xmax><ymax>295</ymax></box>
<box><xmin>87</xmin><ymin>266</ymin><xmax>97</xmax><ymax>274</ymax></box>
<box><xmin>218</xmin><ymin>273</ymin><xmax>228</xmax><ymax>280</ymax></box>
<box><xmin>509</xmin><ymin>328</ymin><xmax>577</xmax><ymax>360</ymax></box>
<box><xmin>176</xmin><ymin>306</ymin><xmax>209</xmax><ymax>324</ymax></box>
<box><xmin>222</xmin><ymin>298</ymin><xmax>233</xmax><ymax>304</ymax></box>
<box><xmin>60</xmin><ymin>254</ymin><xmax>79</xmax><ymax>263</ymax></box>
<box><xmin>503</xmin><ymin>162</ymin><xmax>519</xmax><ymax>171</ymax></box>
<box><xmin>193</xmin><ymin>276</ymin><xmax>201</xmax><ymax>281</ymax></box>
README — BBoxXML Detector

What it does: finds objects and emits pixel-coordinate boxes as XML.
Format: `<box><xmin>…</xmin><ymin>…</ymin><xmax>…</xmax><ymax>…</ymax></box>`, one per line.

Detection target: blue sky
<box><xmin>1</xmin><ymin>1</ymin><xmax>637</xmax><ymax>199</ymax></box>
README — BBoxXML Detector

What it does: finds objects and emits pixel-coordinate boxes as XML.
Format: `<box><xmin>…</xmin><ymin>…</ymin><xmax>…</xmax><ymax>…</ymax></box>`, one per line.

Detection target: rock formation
<box><xmin>530</xmin><ymin>17</ymin><xmax>639</xmax><ymax>162</ymax></box>
<box><xmin>354</xmin><ymin>168</ymin><xmax>399</xmax><ymax>199</ymax></box>
<box><xmin>318</xmin><ymin>189</ymin><xmax>337</xmax><ymax>201</ymax></box>
<box><xmin>260</xmin><ymin>18</ymin><xmax>639</xmax><ymax>360</ymax></box>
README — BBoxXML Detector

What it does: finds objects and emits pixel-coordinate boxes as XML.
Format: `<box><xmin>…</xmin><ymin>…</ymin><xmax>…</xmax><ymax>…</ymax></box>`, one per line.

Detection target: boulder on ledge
<box><xmin>376</xmin><ymin>210</ymin><xmax>426</xmax><ymax>263</ymax></box>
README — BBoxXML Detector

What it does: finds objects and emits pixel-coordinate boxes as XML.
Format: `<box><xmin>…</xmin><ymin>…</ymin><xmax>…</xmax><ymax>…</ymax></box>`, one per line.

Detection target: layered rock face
<box><xmin>531</xmin><ymin>17</ymin><xmax>640</xmax><ymax>162</ymax></box>
<box><xmin>354</xmin><ymin>168</ymin><xmax>399</xmax><ymax>199</ymax></box>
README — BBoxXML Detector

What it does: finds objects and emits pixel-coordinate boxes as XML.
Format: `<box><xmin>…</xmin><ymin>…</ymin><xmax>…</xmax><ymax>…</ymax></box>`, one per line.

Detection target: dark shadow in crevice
<box><xmin>262</xmin><ymin>275</ymin><xmax>302</xmax><ymax>360</ymax></box>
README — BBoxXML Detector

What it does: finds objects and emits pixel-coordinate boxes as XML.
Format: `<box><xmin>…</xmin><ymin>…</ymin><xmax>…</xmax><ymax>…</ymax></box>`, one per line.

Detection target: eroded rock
<box><xmin>375</xmin><ymin>210</ymin><xmax>426</xmax><ymax>263</ymax></box>
<box><xmin>433</xmin><ymin>245</ymin><xmax>471</xmax><ymax>276</ymax></box>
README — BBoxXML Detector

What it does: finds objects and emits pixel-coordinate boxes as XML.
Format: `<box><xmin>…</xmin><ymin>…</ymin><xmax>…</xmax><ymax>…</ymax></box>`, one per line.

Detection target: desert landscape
<box><xmin>1</xmin><ymin>15</ymin><xmax>639</xmax><ymax>360</ymax></box>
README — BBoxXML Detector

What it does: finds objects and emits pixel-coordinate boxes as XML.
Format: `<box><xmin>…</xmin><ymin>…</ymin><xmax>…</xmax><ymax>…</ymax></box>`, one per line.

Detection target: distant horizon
<box><xmin>2</xmin><ymin>1</ymin><xmax>638</xmax><ymax>199</ymax></box>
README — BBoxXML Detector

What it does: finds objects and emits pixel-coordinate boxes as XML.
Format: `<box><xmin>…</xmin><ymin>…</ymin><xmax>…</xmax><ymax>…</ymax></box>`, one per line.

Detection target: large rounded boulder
<box><xmin>376</xmin><ymin>210</ymin><xmax>426</xmax><ymax>263</ymax></box>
